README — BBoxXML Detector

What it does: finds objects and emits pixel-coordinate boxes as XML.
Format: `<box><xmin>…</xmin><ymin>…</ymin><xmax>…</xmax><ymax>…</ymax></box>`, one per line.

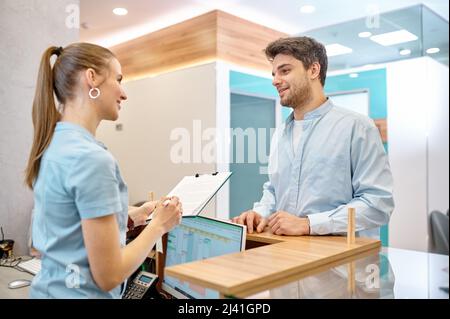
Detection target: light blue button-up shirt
<box><xmin>30</xmin><ymin>122</ymin><xmax>128</xmax><ymax>298</ymax></box>
<box><xmin>253</xmin><ymin>99</ymin><xmax>394</xmax><ymax>238</ymax></box>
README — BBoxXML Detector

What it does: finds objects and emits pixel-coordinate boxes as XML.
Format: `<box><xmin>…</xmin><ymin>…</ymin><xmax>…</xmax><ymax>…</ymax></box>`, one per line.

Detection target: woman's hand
<box><xmin>151</xmin><ymin>196</ymin><xmax>183</xmax><ymax>234</ymax></box>
<box><xmin>129</xmin><ymin>201</ymin><xmax>158</xmax><ymax>227</ymax></box>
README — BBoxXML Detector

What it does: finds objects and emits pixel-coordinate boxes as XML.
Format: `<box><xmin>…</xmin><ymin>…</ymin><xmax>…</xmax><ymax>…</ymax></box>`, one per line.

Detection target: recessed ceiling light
<box><xmin>325</xmin><ymin>43</ymin><xmax>353</xmax><ymax>57</ymax></box>
<box><xmin>300</xmin><ymin>5</ymin><xmax>316</xmax><ymax>13</ymax></box>
<box><xmin>426</xmin><ymin>47</ymin><xmax>440</xmax><ymax>54</ymax></box>
<box><xmin>399</xmin><ymin>49</ymin><xmax>411</xmax><ymax>56</ymax></box>
<box><xmin>113</xmin><ymin>8</ymin><xmax>128</xmax><ymax>16</ymax></box>
<box><xmin>358</xmin><ymin>31</ymin><xmax>372</xmax><ymax>38</ymax></box>
<box><xmin>349</xmin><ymin>73</ymin><xmax>359</xmax><ymax>78</ymax></box>
<box><xmin>370</xmin><ymin>29</ymin><xmax>418</xmax><ymax>46</ymax></box>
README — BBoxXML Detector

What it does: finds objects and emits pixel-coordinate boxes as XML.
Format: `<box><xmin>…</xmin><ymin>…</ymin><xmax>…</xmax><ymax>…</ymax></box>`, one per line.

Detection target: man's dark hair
<box><xmin>265</xmin><ymin>36</ymin><xmax>328</xmax><ymax>86</ymax></box>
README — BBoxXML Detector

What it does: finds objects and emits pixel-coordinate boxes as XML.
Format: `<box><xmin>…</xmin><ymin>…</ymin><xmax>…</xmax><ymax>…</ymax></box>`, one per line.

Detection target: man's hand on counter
<box><xmin>231</xmin><ymin>210</ymin><xmax>268</xmax><ymax>234</ymax></box>
<box><xmin>267</xmin><ymin>211</ymin><xmax>310</xmax><ymax>236</ymax></box>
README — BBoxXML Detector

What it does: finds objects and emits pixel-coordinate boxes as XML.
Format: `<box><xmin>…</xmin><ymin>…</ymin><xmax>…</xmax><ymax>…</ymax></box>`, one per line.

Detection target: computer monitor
<box><xmin>162</xmin><ymin>215</ymin><xmax>246</xmax><ymax>299</ymax></box>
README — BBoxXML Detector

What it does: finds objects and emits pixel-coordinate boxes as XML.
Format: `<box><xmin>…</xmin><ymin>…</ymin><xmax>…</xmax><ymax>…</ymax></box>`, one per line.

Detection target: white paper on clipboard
<box><xmin>168</xmin><ymin>172</ymin><xmax>232</xmax><ymax>216</ymax></box>
<box><xmin>146</xmin><ymin>172</ymin><xmax>232</xmax><ymax>222</ymax></box>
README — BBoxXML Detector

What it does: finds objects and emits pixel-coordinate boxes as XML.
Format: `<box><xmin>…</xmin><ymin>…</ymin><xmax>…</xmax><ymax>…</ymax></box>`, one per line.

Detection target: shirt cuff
<box><xmin>78</xmin><ymin>201</ymin><xmax>123</xmax><ymax>220</ymax></box>
<box><xmin>252</xmin><ymin>204</ymin><xmax>272</xmax><ymax>218</ymax></box>
<box><xmin>308</xmin><ymin>212</ymin><xmax>333</xmax><ymax>235</ymax></box>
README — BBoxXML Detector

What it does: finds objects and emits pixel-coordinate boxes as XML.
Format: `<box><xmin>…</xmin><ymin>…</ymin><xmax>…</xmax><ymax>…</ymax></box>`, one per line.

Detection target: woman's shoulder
<box><xmin>47</xmin><ymin>129</ymin><xmax>115</xmax><ymax>167</ymax></box>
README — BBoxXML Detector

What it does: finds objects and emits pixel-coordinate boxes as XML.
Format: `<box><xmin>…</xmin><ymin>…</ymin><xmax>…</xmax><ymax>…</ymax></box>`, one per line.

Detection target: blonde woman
<box><xmin>25</xmin><ymin>43</ymin><xmax>182</xmax><ymax>298</ymax></box>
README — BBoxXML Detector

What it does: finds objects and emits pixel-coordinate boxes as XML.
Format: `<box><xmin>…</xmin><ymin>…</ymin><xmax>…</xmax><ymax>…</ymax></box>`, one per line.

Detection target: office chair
<box><xmin>430</xmin><ymin>210</ymin><xmax>449</xmax><ymax>255</ymax></box>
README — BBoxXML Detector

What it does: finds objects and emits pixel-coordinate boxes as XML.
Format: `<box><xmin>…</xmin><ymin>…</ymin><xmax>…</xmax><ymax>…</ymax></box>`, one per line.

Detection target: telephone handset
<box><xmin>122</xmin><ymin>270</ymin><xmax>158</xmax><ymax>299</ymax></box>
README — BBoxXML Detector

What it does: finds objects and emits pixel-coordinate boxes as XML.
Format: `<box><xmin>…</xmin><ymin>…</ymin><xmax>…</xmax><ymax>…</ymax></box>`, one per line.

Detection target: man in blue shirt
<box><xmin>232</xmin><ymin>37</ymin><xmax>394</xmax><ymax>239</ymax></box>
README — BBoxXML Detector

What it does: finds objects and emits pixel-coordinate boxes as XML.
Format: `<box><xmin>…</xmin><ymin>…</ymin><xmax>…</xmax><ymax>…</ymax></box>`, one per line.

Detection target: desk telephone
<box><xmin>122</xmin><ymin>270</ymin><xmax>158</xmax><ymax>299</ymax></box>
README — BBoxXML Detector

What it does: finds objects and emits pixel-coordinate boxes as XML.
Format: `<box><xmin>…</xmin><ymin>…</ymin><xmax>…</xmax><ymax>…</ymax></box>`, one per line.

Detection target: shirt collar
<box><xmin>283</xmin><ymin>98</ymin><xmax>333</xmax><ymax>132</ymax></box>
<box><xmin>55</xmin><ymin>122</ymin><xmax>107</xmax><ymax>149</ymax></box>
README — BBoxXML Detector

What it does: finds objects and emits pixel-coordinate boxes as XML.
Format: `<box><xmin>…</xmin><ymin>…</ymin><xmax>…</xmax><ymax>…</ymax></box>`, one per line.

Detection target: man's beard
<box><xmin>281</xmin><ymin>79</ymin><xmax>313</xmax><ymax>110</ymax></box>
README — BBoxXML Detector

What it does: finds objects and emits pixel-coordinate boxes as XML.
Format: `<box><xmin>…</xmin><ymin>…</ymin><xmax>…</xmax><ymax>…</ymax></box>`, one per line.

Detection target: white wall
<box><xmin>426</xmin><ymin>59</ymin><xmax>449</xmax><ymax>217</ymax></box>
<box><xmin>0</xmin><ymin>0</ymin><xmax>79</xmax><ymax>255</ymax></box>
<box><xmin>97</xmin><ymin>63</ymin><xmax>217</xmax><ymax>216</ymax></box>
<box><xmin>215</xmin><ymin>61</ymin><xmax>231</xmax><ymax>220</ymax></box>
<box><xmin>387</xmin><ymin>57</ymin><xmax>449</xmax><ymax>252</ymax></box>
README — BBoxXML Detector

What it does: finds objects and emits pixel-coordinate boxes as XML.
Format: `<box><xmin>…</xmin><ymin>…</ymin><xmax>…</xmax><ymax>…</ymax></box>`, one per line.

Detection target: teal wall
<box><xmin>325</xmin><ymin>69</ymin><xmax>389</xmax><ymax>247</ymax></box>
<box><xmin>281</xmin><ymin>70</ymin><xmax>388</xmax><ymax>120</ymax></box>
<box><xmin>324</xmin><ymin>69</ymin><xmax>387</xmax><ymax>119</ymax></box>
<box><xmin>230</xmin><ymin>71</ymin><xmax>278</xmax><ymax>98</ymax></box>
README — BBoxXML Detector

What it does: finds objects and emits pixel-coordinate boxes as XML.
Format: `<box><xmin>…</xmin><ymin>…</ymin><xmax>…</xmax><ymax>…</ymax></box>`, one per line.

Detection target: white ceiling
<box><xmin>80</xmin><ymin>0</ymin><xmax>449</xmax><ymax>48</ymax></box>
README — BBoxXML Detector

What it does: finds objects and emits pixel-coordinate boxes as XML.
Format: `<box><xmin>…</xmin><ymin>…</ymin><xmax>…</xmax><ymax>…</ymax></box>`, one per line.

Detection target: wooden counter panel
<box><xmin>165</xmin><ymin>234</ymin><xmax>380</xmax><ymax>295</ymax></box>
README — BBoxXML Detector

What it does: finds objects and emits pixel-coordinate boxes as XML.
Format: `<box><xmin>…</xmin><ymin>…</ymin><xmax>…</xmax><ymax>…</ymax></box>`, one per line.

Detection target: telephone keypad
<box><xmin>122</xmin><ymin>271</ymin><xmax>158</xmax><ymax>299</ymax></box>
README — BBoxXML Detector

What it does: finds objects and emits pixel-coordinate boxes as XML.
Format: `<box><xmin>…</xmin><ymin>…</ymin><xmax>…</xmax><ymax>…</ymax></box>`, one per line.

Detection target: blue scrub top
<box><xmin>30</xmin><ymin>122</ymin><xmax>128</xmax><ymax>298</ymax></box>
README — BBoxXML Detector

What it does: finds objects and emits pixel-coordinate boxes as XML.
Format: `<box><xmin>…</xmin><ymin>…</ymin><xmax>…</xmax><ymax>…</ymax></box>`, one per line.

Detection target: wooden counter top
<box><xmin>165</xmin><ymin>231</ymin><xmax>381</xmax><ymax>297</ymax></box>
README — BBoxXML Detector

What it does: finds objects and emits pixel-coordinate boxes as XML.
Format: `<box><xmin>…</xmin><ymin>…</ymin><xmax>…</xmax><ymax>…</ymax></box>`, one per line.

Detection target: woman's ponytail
<box><xmin>24</xmin><ymin>46</ymin><xmax>61</xmax><ymax>189</ymax></box>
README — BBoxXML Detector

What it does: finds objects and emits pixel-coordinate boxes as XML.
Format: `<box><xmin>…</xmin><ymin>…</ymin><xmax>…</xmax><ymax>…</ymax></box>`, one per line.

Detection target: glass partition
<box><xmin>299</xmin><ymin>4</ymin><xmax>449</xmax><ymax>71</ymax></box>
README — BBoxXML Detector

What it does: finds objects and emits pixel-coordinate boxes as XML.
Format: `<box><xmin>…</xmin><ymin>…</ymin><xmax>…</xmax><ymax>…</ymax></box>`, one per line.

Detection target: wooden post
<box><xmin>347</xmin><ymin>207</ymin><xmax>355</xmax><ymax>245</ymax></box>
<box><xmin>156</xmin><ymin>233</ymin><xmax>168</xmax><ymax>293</ymax></box>
<box><xmin>347</xmin><ymin>207</ymin><xmax>356</xmax><ymax>296</ymax></box>
<box><xmin>347</xmin><ymin>262</ymin><xmax>356</xmax><ymax>296</ymax></box>
<box><xmin>148</xmin><ymin>191</ymin><xmax>167</xmax><ymax>294</ymax></box>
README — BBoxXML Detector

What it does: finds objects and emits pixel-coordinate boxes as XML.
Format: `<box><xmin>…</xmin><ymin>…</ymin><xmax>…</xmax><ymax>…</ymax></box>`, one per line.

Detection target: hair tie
<box><xmin>55</xmin><ymin>46</ymin><xmax>64</xmax><ymax>56</ymax></box>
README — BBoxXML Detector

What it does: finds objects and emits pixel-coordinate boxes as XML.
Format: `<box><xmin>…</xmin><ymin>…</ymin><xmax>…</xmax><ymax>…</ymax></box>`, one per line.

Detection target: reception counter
<box><xmin>164</xmin><ymin>231</ymin><xmax>381</xmax><ymax>298</ymax></box>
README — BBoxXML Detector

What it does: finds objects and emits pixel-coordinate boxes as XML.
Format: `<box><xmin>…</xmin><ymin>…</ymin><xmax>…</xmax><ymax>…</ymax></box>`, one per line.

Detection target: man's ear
<box><xmin>309</xmin><ymin>62</ymin><xmax>321</xmax><ymax>81</ymax></box>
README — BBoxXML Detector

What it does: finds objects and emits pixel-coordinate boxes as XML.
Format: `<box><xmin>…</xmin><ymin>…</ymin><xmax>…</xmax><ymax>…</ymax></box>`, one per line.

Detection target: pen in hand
<box><xmin>163</xmin><ymin>197</ymin><xmax>183</xmax><ymax>215</ymax></box>
<box><xmin>146</xmin><ymin>198</ymin><xmax>172</xmax><ymax>222</ymax></box>
<box><xmin>162</xmin><ymin>198</ymin><xmax>171</xmax><ymax>207</ymax></box>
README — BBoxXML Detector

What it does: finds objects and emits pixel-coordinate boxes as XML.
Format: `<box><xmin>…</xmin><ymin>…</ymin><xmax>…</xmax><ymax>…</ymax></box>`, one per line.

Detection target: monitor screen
<box><xmin>162</xmin><ymin>215</ymin><xmax>246</xmax><ymax>299</ymax></box>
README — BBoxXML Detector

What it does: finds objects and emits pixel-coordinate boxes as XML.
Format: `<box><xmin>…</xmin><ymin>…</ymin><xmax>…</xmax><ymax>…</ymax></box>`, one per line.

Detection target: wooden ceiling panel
<box><xmin>110</xmin><ymin>10</ymin><xmax>288</xmax><ymax>80</ymax></box>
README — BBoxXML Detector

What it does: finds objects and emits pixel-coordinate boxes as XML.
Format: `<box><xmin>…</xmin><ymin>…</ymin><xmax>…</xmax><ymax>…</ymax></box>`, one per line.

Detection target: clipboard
<box><xmin>146</xmin><ymin>171</ymin><xmax>232</xmax><ymax>221</ymax></box>
<box><xmin>168</xmin><ymin>171</ymin><xmax>232</xmax><ymax>216</ymax></box>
